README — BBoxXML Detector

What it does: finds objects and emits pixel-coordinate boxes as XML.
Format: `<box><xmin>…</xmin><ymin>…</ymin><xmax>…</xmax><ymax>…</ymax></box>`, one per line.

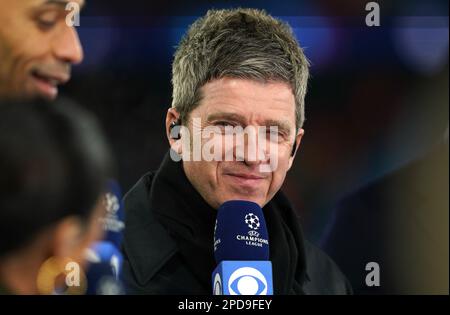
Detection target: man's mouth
<box><xmin>226</xmin><ymin>173</ymin><xmax>265</xmax><ymax>180</ymax></box>
<box><xmin>30</xmin><ymin>70</ymin><xmax>69</xmax><ymax>100</ymax></box>
<box><xmin>223</xmin><ymin>172</ymin><xmax>267</xmax><ymax>188</ymax></box>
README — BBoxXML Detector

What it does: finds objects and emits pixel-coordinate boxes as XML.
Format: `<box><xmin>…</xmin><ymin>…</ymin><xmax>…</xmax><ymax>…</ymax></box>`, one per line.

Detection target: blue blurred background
<box><xmin>62</xmin><ymin>0</ymin><xmax>448</xmax><ymax>242</ymax></box>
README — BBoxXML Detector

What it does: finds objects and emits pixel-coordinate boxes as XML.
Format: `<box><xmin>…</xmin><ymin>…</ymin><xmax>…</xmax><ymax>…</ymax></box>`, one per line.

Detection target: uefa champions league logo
<box><xmin>105</xmin><ymin>192</ymin><xmax>120</xmax><ymax>215</ymax></box>
<box><xmin>101</xmin><ymin>192</ymin><xmax>124</xmax><ymax>233</ymax></box>
<box><xmin>235</xmin><ymin>213</ymin><xmax>268</xmax><ymax>247</ymax></box>
<box><xmin>244</xmin><ymin>213</ymin><xmax>260</xmax><ymax>230</ymax></box>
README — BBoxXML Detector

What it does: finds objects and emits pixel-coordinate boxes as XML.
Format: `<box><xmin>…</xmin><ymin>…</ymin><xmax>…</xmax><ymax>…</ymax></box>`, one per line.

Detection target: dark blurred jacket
<box><xmin>321</xmin><ymin>143</ymin><xmax>449</xmax><ymax>294</ymax></box>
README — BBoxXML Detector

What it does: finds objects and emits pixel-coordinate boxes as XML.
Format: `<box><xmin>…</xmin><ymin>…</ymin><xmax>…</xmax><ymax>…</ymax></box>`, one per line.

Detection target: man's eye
<box><xmin>215</xmin><ymin>121</ymin><xmax>234</xmax><ymax>127</ymax></box>
<box><xmin>265</xmin><ymin>128</ymin><xmax>277</xmax><ymax>136</ymax></box>
<box><xmin>37</xmin><ymin>12</ymin><xmax>59</xmax><ymax>29</ymax></box>
<box><xmin>214</xmin><ymin>121</ymin><xmax>238</xmax><ymax>130</ymax></box>
<box><xmin>38</xmin><ymin>20</ymin><xmax>57</xmax><ymax>28</ymax></box>
<box><xmin>266</xmin><ymin>129</ymin><xmax>286</xmax><ymax>142</ymax></box>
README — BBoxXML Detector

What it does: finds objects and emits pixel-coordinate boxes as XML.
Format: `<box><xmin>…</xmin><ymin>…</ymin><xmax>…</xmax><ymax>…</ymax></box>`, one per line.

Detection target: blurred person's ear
<box><xmin>52</xmin><ymin>216</ymin><xmax>85</xmax><ymax>261</ymax></box>
<box><xmin>52</xmin><ymin>198</ymin><xmax>105</xmax><ymax>267</ymax></box>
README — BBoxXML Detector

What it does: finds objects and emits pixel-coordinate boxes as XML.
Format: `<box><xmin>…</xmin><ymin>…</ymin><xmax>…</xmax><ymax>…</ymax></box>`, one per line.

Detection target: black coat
<box><xmin>122</xmin><ymin>152</ymin><xmax>352</xmax><ymax>295</ymax></box>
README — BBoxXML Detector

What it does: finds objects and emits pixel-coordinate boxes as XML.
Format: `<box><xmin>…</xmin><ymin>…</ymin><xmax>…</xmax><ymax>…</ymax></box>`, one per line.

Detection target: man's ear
<box><xmin>52</xmin><ymin>200</ymin><xmax>105</xmax><ymax>265</ymax></box>
<box><xmin>288</xmin><ymin>128</ymin><xmax>305</xmax><ymax>170</ymax></box>
<box><xmin>52</xmin><ymin>216</ymin><xmax>84</xmax><ymax>259</ymax></box>
<box><xmin>166</xmin><ymin>108</ymin><xmax>182</xmax><ymax>153</ymax></box>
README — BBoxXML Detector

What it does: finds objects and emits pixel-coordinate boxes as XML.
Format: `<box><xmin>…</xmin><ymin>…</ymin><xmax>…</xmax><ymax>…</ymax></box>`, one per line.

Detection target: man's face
<box><xmin>170</xmin><ymin>78</ymin><xmax>304</xmax><ymax>209</ymax></box>
<box><xmin>0</xmin><ymin>0</ymin><xmax>84</xmax><ymax>100</ymax></box>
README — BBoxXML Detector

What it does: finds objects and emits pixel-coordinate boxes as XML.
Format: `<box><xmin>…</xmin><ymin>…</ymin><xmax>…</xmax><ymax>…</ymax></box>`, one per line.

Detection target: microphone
<box><xmin>84</xmin><ymin>242</ymin><xmax>124</xmax><ymax>295</ymax></box>
<box><xmin>101</xmin><ymin>179</ymin><xmax>125</xmax><ymax>248</ymax></box>
<box><xmin>85</xmin><ymin>179</ymin><xmax>125</xmax><ymax>295</ymax></box>
<box><xmin>212</xmin><ymin>200</ymin><xmax>273</xmax><ymax>295</ymax></box>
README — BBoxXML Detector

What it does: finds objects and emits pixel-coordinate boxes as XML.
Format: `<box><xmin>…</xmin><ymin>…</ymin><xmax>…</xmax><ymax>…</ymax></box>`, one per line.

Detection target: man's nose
<box><xmin>242</xmin><ymin>131</ymin><xmax>270</xmax><ymax>166</ymax></box>
<box><xmin>53</xmin><ymin>26</ymin><xmax>84</xmax><ymax>65</ymax></box>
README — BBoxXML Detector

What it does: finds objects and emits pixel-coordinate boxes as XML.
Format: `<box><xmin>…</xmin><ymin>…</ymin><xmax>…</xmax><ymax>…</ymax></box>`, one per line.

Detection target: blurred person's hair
<box><xmin>171</xmin><ymin>8</ymin><xmax>310</xmax><ymax>129</ymax></box>
<box><xmin>0</xmin><ymin>98</ymin><xmax>114</xmax><ymax>257</ymax></box>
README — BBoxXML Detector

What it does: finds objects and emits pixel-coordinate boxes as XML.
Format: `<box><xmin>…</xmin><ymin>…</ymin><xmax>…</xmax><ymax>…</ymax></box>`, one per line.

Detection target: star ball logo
<box><xmin>105</xmin><ymin>192</ymin><xmax>120</xmax><ymax>215</ymax></box>
<box><xmin>100</xmin><ymin>192</ymin><xmax>125</xmax><ymax>233</ymax></box>
<box><xmin>245</xmin><ymin>213</ymin><xmax>260</xmax><ymax>230</ymax></box>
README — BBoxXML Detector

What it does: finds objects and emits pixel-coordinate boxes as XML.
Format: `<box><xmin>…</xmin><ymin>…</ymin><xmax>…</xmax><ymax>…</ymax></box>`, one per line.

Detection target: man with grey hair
<box><xmin>122</xmin><ymin>8</ymin><xmax>352</xmax><ymax>294</ymax></box>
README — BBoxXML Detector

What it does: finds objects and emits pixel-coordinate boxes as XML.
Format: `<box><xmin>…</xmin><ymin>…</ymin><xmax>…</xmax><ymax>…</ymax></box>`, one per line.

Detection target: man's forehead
<box><xmin>33</xmin><ymin>0</ymin><xmax>85</xmax><ymax>8</ymax></box>
<box><xmin>205</xmin><ymin>111</ymin><xmax>294</xmax><ymax>133</ymax></box>
<box><xmin>201</xmin><ymin>78</ymin><xmax>295</xmax><ymax>107</ymax></box>
<box><xmin>0</xmin><ymin>0</ymin><xmax>86</xmax><ymax>10</ymax></box>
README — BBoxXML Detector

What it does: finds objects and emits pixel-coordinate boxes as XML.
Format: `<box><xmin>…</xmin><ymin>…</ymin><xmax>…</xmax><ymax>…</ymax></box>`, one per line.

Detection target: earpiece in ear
<box><xmin>170</xmin><ymin>120</ymin><xmax>181</xmax><ymax>140</ymax></box>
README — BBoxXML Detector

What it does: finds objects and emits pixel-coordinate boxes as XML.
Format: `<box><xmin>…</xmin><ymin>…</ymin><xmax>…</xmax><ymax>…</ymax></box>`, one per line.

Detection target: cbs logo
<box><xmin>228</xmin><ymin>267</ymin><xmax>268</xmax><ymax>295</ymax></box>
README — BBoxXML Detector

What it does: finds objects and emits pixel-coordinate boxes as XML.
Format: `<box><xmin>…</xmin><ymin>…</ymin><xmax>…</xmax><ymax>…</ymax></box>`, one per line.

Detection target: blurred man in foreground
<box><xmin>0</xmin><ymin>98</ymin><xmax>113</xmax><ymax>294</ymax></box>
